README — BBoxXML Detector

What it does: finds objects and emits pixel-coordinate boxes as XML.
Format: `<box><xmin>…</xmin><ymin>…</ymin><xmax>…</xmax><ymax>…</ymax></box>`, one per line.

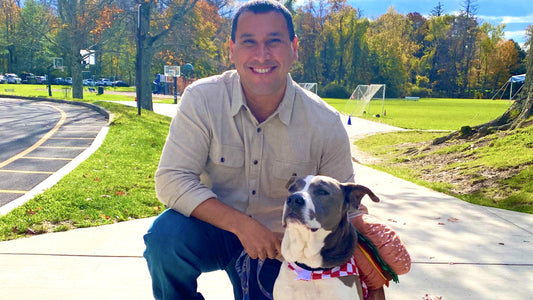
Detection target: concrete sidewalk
<box><xmin>1</xmin><ymin>102</ymin><xmax>532</xmax><ymax>299</ymax></box>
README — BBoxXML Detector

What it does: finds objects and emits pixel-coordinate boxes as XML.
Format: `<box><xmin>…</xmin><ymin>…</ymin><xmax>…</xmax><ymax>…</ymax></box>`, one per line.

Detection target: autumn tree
<box><xmin>434</xmin><ymin>26</ymin><xmax>532</xmax><ymax>144</ymax></box>
<box><xmin>0</xmin><ymin>0</ymin><xmax>20</xmax><ymax>72</ymax></box>
<box><xmin>135</xmin><ymin>0</ymin><xmax>202</xmax><ymax>112</ymax></box>
<box><xmin>366</xmin><ymin>7</ymin><xmax>419</xmax><ymax>97</ymax></box>
<box><xmin>55</xmin><ymin>0</ymin><xmax>123</xmax><ymax>99</ymax></box>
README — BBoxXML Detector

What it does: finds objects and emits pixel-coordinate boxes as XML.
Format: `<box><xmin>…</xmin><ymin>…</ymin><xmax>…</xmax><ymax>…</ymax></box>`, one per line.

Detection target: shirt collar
<box><xmin>230</xmin><ymin>71</ymin><xmax>295</xmax><ymax>126</ymax></box>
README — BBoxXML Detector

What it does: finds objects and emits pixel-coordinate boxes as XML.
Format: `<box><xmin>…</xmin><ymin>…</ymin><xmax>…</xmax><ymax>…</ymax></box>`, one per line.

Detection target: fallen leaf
<box><xmin>499</xmin><ymin>242</ymin><xmax>505</xmax><ymax>245</ymax></box>
<box><xmin>438</xmin><ymin>222</ymin><xmax>445</xmax><ymax>225</ymax></box>
<box><xmin>94</xmin><ymin>177</ymin><xmax>101</xmax><ymax>182</ymax></box>
<box><xmin>102</xmin><ymin>214</ymin><xmax>110</xmax><ymax>220</ymax></box>
<box><xmin>115</xmin><ymin>191</ymin><xmax>126</xmax><ymax>196</ymax></box>
<box><xmin>447</xmin><ymin>217</ymin><xmax>459</xmax><ymax>222</ymax></box>
<box><xmin>12</xmin><ymin>226</ymin><xmax>18</xmax><ymax>233</ymax></box>
<box><xmin>387</xmin><ymin>218</ymin><xmax>398</xmax><ymax>223</ymax></box>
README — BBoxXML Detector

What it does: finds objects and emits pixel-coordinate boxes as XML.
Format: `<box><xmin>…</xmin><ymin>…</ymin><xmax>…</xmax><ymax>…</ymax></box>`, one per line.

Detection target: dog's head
<box><xmin>282</xmin><ymin>175</ymin><xmax>380</xmax><ymax>232</ymax></box>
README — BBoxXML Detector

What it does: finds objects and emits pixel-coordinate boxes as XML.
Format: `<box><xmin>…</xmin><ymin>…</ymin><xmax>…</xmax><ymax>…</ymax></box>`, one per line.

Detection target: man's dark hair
<box><xmin>231</xmin><ymin>0</ymin><xmax>295</xmax><ymax>42</ymax></box>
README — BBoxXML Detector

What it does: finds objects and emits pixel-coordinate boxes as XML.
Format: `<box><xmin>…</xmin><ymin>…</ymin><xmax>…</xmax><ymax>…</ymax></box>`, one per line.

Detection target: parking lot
<box><xmin>0</xmin><ymin>98</ymin><xmax>108</xmax><ymax>208</ymax></box>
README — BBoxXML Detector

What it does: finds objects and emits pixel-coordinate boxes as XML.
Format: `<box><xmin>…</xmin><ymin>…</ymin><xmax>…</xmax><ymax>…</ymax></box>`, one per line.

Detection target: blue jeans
<box><xmin>143</xmin><ymin>209</ymin><xmax>281</xmax><ymax>300</ymax></box>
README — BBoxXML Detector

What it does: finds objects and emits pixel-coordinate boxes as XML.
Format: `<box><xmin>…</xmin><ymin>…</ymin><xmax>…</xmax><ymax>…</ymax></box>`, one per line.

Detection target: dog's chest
<box><xmin>273</xmin><ymin>261</ymin><xmax>362</xmax><ymax>300</ymax></box>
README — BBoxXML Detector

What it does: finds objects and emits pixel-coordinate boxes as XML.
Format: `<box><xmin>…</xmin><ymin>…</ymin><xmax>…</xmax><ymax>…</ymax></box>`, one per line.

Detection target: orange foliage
<box><xmin>89</xmin><ymin>5</ymin><xmax>124</xmax><ymax>38</ymax></box>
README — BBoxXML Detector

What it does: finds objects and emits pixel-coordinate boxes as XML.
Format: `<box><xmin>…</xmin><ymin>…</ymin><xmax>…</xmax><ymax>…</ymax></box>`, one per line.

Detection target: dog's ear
<box><xmin>286</xmin><ymin>175</ymin><xmax>298</xmax><ymax>189</ymax></box>
<box><xmin>341</xmin><ymin>183</ymin><xmax>380</xmax><ymax>209</ymax></box>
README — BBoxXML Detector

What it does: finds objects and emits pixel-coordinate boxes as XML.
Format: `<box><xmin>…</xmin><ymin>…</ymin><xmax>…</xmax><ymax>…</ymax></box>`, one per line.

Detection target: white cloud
<box><xmin>479</xmin><ymin>14</ymin><xmax>533</xmax><ymax>24</ymax></box>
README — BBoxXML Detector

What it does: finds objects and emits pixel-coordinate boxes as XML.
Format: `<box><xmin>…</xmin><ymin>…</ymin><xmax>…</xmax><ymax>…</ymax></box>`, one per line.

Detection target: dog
<box><xmin>273</xmin><ymin>175</ymin><xmax>380</xmax><ymax>300</ymax></box>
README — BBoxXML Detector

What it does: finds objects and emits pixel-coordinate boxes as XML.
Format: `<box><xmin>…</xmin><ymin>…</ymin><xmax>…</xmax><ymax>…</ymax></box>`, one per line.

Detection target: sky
<box><xmin>347</xmin><ymin>0</ymin><xmax>532</xmax><ymax>48</ymax></box>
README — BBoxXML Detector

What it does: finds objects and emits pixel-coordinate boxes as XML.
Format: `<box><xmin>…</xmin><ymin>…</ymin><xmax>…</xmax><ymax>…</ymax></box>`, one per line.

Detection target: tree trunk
<box><xmin>135</xmin><ymin>2</ymin><xmax>153</xmax><ymax>112</ymax></box>
<box><xmin>433</xmin><ymin>41</ymin><xmax>532</xmax><ymax>145</ymax></box>
<box><xmin>71</xmin><ymin>38</ymin><xmax>84</xmax><ymax>99</ymax></box>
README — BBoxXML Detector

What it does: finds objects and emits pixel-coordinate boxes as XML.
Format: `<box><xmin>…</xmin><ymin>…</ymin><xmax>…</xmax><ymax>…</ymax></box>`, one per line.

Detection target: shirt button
<box><xmin>220</xmin><ymin>157</ymin><xmax>225</xmax><ymax>163</ymax></box>
<box><xmin>253</xmin><ymin>160</ymin><xmax>258</xmax><ymax>165</ymax></box>
<box><xmin>251</xmin><ymin>190</ymin><xmax>256</xmax><ymax>195</ymax></box>
<box><xmin>257</xmin><ymin>128</ymin><xmax>261</xmax><ymax>133</ymax></box>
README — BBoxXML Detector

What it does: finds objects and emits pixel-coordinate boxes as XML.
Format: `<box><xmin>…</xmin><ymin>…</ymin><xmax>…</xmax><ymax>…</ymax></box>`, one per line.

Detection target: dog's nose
<box><xmin>287</xmin><ymin>194</ymin><xmax>305</xmax><ymax>209</ymax></box>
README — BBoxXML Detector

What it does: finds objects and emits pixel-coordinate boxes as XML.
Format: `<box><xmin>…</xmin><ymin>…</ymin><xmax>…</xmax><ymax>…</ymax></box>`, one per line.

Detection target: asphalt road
<box><xmin>0</xmin><ymin>98</ymin><xmax>108</xmax><ymax>208</ymax></box>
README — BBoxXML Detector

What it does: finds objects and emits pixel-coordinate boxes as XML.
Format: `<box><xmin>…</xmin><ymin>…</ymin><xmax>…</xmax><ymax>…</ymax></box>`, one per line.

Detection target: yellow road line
<box><xmin>0</xmin><ymin>169</ymin><xmax>54</xmax><ymax>174</ymax></box>
<box><xmin>0</xmin><ymin>190</ymin><xmax>27</xmax><ymax>194</ymax></box>
<box><xmin>48</xmin><ymin>137</ymin><xmax>94</xmax><ymax>140</ymax></box>
<box><xmin>0</xmin><ymin>104</ymin><xmax>67</xmax><ymax>168</ymax></box>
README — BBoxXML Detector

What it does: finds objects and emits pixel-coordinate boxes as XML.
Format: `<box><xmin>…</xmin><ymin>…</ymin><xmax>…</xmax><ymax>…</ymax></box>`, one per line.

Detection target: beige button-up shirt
<box><xmin>155</xmin><ymin>70</ymin><xmax>354</xmax><ymax>234</ymax></box>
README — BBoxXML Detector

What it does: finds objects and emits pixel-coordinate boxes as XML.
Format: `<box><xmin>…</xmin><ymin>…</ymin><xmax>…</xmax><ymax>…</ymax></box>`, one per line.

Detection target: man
<box><xmin>144</xmin><ymin>1</ymin><xmax>376</xmax><ymax>299</ymax></box>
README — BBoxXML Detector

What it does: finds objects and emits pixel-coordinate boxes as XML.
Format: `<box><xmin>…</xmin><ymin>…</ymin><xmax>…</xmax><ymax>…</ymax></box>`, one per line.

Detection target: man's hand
<box><xmin>234</xmin><ymin>217</ymin><xmax>282</xmax><ymax>260</ymax></box>
<box><xmin>191</xmin><ymin>198</ymin><xmax>282</xmax><ymax>260</ymax></box>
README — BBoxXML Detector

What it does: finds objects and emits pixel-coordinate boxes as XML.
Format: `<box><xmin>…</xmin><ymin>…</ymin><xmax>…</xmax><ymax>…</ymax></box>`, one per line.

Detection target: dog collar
<box><xmin>288</xmin><ymin>256</ymin><xmax>359</xmax><ymax>281</ymax></box>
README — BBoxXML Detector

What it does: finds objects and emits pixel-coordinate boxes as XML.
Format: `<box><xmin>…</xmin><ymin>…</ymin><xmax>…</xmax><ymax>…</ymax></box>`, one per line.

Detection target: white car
<box><xmin>97</xmin><ymin>78</ymin><xmax>113</xmax><ymax>86</ymax></box>
<box><xmin>5</xmin><ymin>73</ymin><xmax>21</xmax><ymax>84</ymax></box>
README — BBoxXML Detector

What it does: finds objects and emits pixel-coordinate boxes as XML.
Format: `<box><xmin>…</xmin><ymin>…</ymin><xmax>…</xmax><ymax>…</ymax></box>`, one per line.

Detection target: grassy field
<box><xmin>0</xmin><ymin>85</ymin><xmax>529</xmax><ymax>240</ymax></box>
<box><xmin>325</xmin><ymin>98</ymin><xmax>513</xmax><ymax>130</ymax></box>
<box><xmin>1</xmin><ymin>83</ymin><xmax>136</xmax><ymax>101</ymax></box>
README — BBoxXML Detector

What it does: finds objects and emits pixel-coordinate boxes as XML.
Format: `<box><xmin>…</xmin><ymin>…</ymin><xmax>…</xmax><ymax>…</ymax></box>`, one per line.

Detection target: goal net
<box><xmin>343</xmin><ymin>84</ymin><xmax>386</xmax><ymax>117</ymax></box>
<box><xmin>299</xmin><ymin>82</ymin><xmax>318</xmax><ymax>94</ymax></box>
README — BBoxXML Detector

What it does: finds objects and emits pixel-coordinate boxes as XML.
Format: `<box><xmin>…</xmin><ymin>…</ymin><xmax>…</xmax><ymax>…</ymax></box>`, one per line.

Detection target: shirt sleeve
<box><xmin>318</xmin><ymin>112</ymin><xmax>355</xmax><ymax>183</ymax></box>
<box><xmin>155</xmin><ymin>87</ymin><xmax>217</xmax><ymax>216</ymax></box>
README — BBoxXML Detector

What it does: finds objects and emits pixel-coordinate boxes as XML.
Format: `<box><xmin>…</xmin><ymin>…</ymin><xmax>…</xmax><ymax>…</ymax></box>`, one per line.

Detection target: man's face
<box><xmin>230</xmin><ymin>11</ymin><xmax>298</xmax><ymax>100</ymax></box>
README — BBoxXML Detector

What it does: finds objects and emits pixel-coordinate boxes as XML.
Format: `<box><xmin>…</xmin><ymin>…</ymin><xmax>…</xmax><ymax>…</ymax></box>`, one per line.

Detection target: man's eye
<box><xmin>242</xmin><ymin>40</ymin><xmax>256</xmax><ymax>46</ymax></box>
<box><xmin>267</xmin><ymin>39</ymin><xmax>281</xmax><ymax>46</ymax></box>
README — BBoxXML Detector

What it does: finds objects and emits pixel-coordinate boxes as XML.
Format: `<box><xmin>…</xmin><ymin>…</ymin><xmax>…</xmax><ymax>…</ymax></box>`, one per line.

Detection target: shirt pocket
<box><xmin>209</xmin><ymin>144</ymin><xmax>245</xmax><ymax>168</ymax></box>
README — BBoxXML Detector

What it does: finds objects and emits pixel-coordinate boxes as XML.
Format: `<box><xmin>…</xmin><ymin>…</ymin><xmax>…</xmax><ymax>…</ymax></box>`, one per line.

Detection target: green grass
<box><xmin>0</xmin><ymin>100</ymin><xmax>168</xmax><ymax>240</ymax></box>
<box><xmin>354</xmin><ymin>129</ymin><xmax>533</xmax><ymax>214</ymax></box>
<box><xmin>325</xmin><ymin>98</ymin><xmax>513</xmax><ymax>130</ymax></box>
<box><xmin>1</xmin><ymin>83</ymin><xmax>136</xmax><ymax>100</ymax></box>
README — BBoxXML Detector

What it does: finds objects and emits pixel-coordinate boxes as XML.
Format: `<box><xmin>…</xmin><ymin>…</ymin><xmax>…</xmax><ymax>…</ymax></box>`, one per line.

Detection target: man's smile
<box><xmin>251</xmin><ymin>67</ymin><xmax>276</xmax><ymax>74</ymax></box>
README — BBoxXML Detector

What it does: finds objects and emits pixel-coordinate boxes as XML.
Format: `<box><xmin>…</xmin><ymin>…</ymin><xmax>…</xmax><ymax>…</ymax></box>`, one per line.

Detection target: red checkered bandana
<box><xmin>288</xmin><ymin>256</ymin><xmax>359</xmax><ymax>280</ymax></box>
<box><xmin>287</xmin><ymin>256</ymin><xmax>368</xmax><ymax>298</ymax></box>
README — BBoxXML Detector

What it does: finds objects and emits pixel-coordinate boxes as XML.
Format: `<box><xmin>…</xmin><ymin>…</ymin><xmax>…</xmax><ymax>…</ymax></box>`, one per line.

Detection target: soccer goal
<box><xmin>299</xmin><ymin>82</ymin><xmax>318</xmax><ymax>94</ymax></box>
<box><xmin>343</xmin><ymin>84</ymin><xmax>386</xmax><ymax>117</ymax></box>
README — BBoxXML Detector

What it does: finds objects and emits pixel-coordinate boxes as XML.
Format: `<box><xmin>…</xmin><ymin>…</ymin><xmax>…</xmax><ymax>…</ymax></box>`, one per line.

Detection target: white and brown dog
<box><xmin>273</xmin><ymin>175</ymin><xmax>380</xmax><ymax>300</ymax></box>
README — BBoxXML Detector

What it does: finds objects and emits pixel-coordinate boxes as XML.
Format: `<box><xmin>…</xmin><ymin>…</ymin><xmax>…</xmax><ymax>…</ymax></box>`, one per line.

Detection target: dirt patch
<box><xmin>356</xmin><ymin>136</ymin><xmax>527</xmax><ymax>200</ymax></box>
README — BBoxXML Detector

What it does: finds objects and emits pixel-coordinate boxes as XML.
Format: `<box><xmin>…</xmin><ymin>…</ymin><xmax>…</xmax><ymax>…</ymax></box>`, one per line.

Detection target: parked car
<box><xmin>65</xmin><ymin>77</ymin><xmax>72</xmax><ymax>85</ymax></box>
<box><xmin>0</xmin><ymin>75</ymin><xmax>5</xmax><ymax>83</ymax></box>
<box><xmin>113</xmin><ymin>80</ymin><xmax>130</xmax><ymax>87</ymax></box>
<box><xmin>20</xmin><ymin>72</ymin><xmax>36</xmax><ymax>84</ymax></box>
<box><xmin>83</xmin><ymin>79</ymin><xmax>96</xmax><ymax>86</ymax></box>
<box><xmin>5</xmin><ymin>73</ymin><xmax>21</xmax><ymax>84</ymax></box>
<box><xmin>35</xmin><ymin>75</ymin><xmax>47</xmax><ymax>84</ymax></box>
<box><xmin>52</xmin><ymin>77</ymin><xmax>65</xmax><ymax>85</ymax></box>
<box><xmin>97</xmin><ymin>78</ymin><xmax>113</xmax><ymax>86</ymax></box>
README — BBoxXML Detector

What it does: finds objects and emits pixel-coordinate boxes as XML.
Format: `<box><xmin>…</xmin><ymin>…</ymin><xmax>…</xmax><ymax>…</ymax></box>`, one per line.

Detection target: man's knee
<box><xmin>144</xmin><ymin>209</ymin><xmax>192</xmax><ymax>254</ymax></box>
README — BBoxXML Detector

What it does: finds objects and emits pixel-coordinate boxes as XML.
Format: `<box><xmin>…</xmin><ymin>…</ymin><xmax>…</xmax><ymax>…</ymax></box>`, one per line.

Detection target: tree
<box><xmin>431</xmin><ymin>2</ymin><xmax>445</xmax><ymax>17</ymax></box>
<box><xmin>434</xmin><ymin>26</ymin><xmax>532</xmax><ymax>144</ymax></box>
<box><xmin>135</xmin><ymin>0</ymin><xmax>201</xmax><ymax>112</ymax></box>
<box><xmin>366</xmin><ymin>7</ymin><xmax>419</xmax><ymax>97</ymax></box>
<box><xmin>0</xmin><ymin>0</ymin><xmax>21</xmax><ymax>73</ymax></box>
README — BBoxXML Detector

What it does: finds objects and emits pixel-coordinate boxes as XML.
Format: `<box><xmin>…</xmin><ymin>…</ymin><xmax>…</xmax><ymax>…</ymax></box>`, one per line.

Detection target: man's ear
<box><xmin>229</xmin><ymin>39</ymin><xmax>234</xmax><ymax>62</ymax></box>
<box><xmin>292</xmin><ymin>35</ymin><xmax>299</xmax><ymax>61</ymax></box>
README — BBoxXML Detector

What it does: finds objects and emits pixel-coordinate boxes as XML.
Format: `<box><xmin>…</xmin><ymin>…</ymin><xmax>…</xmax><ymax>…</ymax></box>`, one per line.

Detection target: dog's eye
<box><xmin>315</xmin><ymin>189</ymin><xmax>329</xmax><ymax>196</ymax></box>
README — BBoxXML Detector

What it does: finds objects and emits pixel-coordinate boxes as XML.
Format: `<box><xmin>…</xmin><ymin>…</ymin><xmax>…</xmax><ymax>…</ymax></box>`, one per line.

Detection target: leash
<box><xmin>235</xmin><ymin>250</ymin><xmax>273</xmax><ymax>300</ymax></box>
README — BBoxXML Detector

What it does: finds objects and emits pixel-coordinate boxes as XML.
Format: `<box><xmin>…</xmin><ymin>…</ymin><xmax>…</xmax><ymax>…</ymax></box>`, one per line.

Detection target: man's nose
<box><xmin>254</xmin><ymin>43</ymin><xmax>270</xmax><ymax>62</ymax></box>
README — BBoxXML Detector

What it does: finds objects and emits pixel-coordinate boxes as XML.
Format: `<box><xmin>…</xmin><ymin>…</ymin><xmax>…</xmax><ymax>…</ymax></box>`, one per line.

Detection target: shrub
<box><xmin>321</xmin><ymin>83</ymin><xmax>350</xmax><ymax>98</ymax></box>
